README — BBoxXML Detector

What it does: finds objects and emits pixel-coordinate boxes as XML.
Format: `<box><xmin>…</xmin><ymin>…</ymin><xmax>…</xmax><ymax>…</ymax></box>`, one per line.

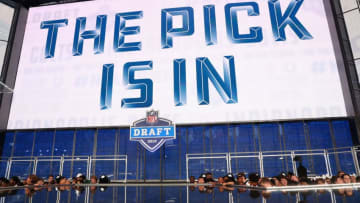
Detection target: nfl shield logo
<box><xmin>146</xmin><ymin>110</ymin><xmax>158</xmax><ymax>123</ymax></box>
<box><xmin>130</xmin><ymin>110</ymin><xmax>176</xmax><ymax>152</ymax></box>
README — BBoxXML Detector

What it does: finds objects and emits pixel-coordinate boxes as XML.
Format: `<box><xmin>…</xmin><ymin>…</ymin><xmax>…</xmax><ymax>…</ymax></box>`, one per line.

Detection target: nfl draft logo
<box><xmin>130</xmin><ymin>110</ymin><xmax>176</xmax><ymax>152</ymax></box>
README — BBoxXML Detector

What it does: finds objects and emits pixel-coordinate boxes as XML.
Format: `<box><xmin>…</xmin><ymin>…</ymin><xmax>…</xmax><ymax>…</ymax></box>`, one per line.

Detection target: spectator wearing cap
<box><xmin>222</xmin><ymin>173</ymin><xmax>235</xmax><ymax>186</ymax></box>
<box><xmin>236</xmin><ymin>172</ymin><xmax>247</xmax><ymax>185</ymax></box>
<box><xmin>278</xmin><ymin>172</ymin><xmax>288</xmax><ymax>186</ymax></box>
<box><xmin>75</xmin><ymin>173</ymin><xmax>86</xmax><ymax>184</ymax></box>
<box><xmin>55</xmin><ymin>175</ymin><xmax>64</xmax><ymax>184</ymax></box>
<box><xmin>198</xmin><ymin>173</ymin><xmax>206</xmax><ymax>185</ymax></box>
<box><xmin>248</xmin><ymin>173</ymin><xmax>260</xmax><ymax>186</ymax></box>
<box><xmin>99</xmin><ymin>175</ymin><xmax>110</xmax><ymax>184</ymax></box>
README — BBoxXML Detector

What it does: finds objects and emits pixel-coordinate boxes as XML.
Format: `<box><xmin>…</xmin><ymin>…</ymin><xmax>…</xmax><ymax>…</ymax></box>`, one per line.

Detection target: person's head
<box><xmin>59</xmin><ymin>177</ymin><xmax>67</xmax><ymax>185</ymax></box>
<box><xmin>280</xmin><ymin>177</ymin><xmax>288</xmax><ymax>186</ymax></box>
<box><xmin>299</xmin><ymin>177</ymin><xmax>308</xmax><ymax>185</ymax></box>
<box><xmin>189</xmin><ymin>176</ymin><xmax>195</xmax><ymax>183</ymax></box>
<box><xmin>26</xmin><ymin>175</ymin><xmax>39</xmax><ymax>185</ymax></box>
<box><xmin>199</xmin><ymin>173</ymin><xmax>206</xmax><ymax>181</ymax></box>
<box><xmin>290</xmin><ymin>174</ymin><xmax>299</xmax><ymax>183</ymax></box>
<box><xmin>99</xmin><ymin>175</ymin><xmax>110</xmax><ymax>184</ymax></box>
<box><xmin>76</xmin><ymin>173</ymin><xmax>85</xmax><ymax>183</ymax></box>
<box><xmin>335</xmin><ymin>176</ymin><xmax>344</xmax><ymax>184</ymax></box>
<box><xmin>217</xmin><ymin>177</ymin><xmax>224</xmax><ymax>184</ymax></box>
<box><xmin>350</xmin><ymin>175</ymin><xmax>356</xmax><ymax>183</ymax></box>
<box><xmin>248</xmin><ymin>173</ymin><xmax>260</xmax><ymax>186</ymax></box>
<box><xmin>342</xmin><ymin>174</ymin><xmax>351</xmax><ymax>184</ymax></box>
<box><xmin>236</xmin><ymin>172</ymin><xmax>246</xmax><ymax>185</ymax></box>
<box><xmin>55</xmin><ymin>175</ymin><xmax>63</xmax><ymax>184</ymax></box>
<box><xmin>36</xmin><ymin>179</ymin><xmax>44</xmax><ymax>186</ymax></box>
<box><xmin>9</xmin><ymin>176</ymin><xmax>21</xmax><ymax>186</ymax></box>
<box><xmin>224</xmin><ymin>173</ymin><xmax>235</xmax><ymax>183</ymax></box>
<box><xmin>259</xmin><ymin>178</ymin><xmax>272</xmax><ymax>188</ymax></box>
<box><xmin>271</xmin><ymin>176</ymin><xmax>281</xmax><ymax>186</ymax></box>
<box><xmin>337</xmin><ymin>171</ymin><xmax>345</xmax><ymax>177</ymax></box>
<box><xmin>198</xmin><ymin>177</ymin><xmax>205</xmax><ymax>183</ymax></box>
<box><xmin>48</xmin><ymin>175</ymin><xmax>55</xmax><ymax>184</ymax></box>
<box><xmin>325</xmin><ymin>177</ymin><xmax>331</xmax><ymax>184</ymax></box>
<box><xmin>279</xmin><ymin>172</ymin><xmax>287</xmax><ymax>179</ymax></box>
<box><xmin>287</xmin><ymin>172</ymin><xmax>294</xmax><ymax>179</ymax></box>
<box><xmin>205</xmin><ymin>172</ymin><xmax>212</xmax><ymax>179</ymax></box>
<box><xmin>90</xmin><ymin>176</ymin><xmax>97</xmax><ymax>184</ymax></box>
<box><xmin>316</xmin><ymin>178</ymin><xmax>325</xmax><ymax>185</ymax></box>
<box><xmin>0</xmin><ymin>178</ymin><xmax>9</xmax><ymax>187</ymax></box>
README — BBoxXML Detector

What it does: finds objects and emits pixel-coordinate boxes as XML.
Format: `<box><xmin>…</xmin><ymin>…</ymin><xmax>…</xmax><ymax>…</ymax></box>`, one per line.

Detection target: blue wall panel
<box><xmin>33</xmin><ymin>130</ymin><xmax>54</xmax><ymax>157</ymax></box>
<box><xmin>53</xmin><ymin>130</ymin><xmax>74</xmax><ymax>156</ymax></box>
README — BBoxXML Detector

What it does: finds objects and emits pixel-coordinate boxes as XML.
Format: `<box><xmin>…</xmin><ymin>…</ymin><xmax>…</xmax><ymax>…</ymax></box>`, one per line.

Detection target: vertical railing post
<box><xmin>5</xmin><ymin>158</ymin><xmax>13</xmax><ymax>179</ymax></box>
<box><xmin>125</xmin><ymin>155</ymin><xmax>128</xmax><ymax>183</ymax></box>
<box><xmin>87</xmin><ymin>156</ymin><xmax>91</xmax><ymax>179</ymax></box>
<box><xmin>259</xmin><ymin>152</ymin><xmax>264</xmax><ymax>177</ymax></box>
<box><xmin>227</xmin><ymin>153</ymin><xmax>231</xmax><ymax>173</ymax></box>
<box><xmin>5</xmin><ymin>159</ymin><xmax>10</xmax><ymax>180</ymax></box>
<box><xmin>291</xmin><ymin>151</ymin><xmax>298</xmax><ymax>176</ymax></box>
<box><xmin>324</xmin><ymin>149</ymin><xmax>332</xmax><ymax>176</ymax></box>
<box><xmin>59</xmin><ymin>156</ymin><xmax>64</xmax><ymax>176</ymax></box>
<box><xmin>351</xmin><ymin>146</ymin><xmax>360</xmax><ymax>176</ymax></box>
<box><xmin>186</xmin><ymin>155</ymin><xmax>189</xmax><ymax>182</ymax></box>
<box><xmin>33</xmin><ymin>157</ymin><xmax>38</xmax><ymax>175</ymax></box>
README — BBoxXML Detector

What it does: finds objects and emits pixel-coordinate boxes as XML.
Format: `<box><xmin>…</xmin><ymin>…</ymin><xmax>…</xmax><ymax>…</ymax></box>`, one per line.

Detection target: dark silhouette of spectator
<box><xmin>294</xmin><ymin>156</ymin><xmax>307</xmax><ymax>179</ymax></box>
<box><xmin>248</xmin><ymin>172</ymin><xmax>260</xmax><ymax>186</ymax></box>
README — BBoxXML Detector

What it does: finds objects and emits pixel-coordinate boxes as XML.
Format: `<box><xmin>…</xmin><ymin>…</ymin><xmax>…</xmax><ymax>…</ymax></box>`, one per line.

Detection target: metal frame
<box><xmin>90</xmin><ymin>155</ymin><xmax>128</xmax><ymax>182</ymax></box>
<box><xmin>186</xmin><ymin>153</ymin><xmax>229</xmax><ymax>182</ymax></box>
<box><xmin>1</xmin><ymin>155</ymin><xmax>128</xmax><ymax>181</ymax></box>
<box><xmin>186</xmin><ymin>146</ymin><xmax>360</xmax><ymax>179</ymax></box>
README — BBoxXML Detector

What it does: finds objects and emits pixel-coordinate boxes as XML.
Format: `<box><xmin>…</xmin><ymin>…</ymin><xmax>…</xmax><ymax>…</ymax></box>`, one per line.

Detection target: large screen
<box><xmin>8</xmin><ymin>0</ymin><xmax>347</xmax><ymax>129</ymax></box>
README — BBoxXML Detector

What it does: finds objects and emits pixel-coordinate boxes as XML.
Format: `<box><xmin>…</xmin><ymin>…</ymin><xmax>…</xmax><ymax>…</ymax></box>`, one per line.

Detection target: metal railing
<box><xmin>186</xmin><ymin>146</ymin><xmax>360</xmax><ymax>181</ymax></box>
<box><xmin>0</xmin><ymin>155</ymin><xmax>128</xmax><ymax>182</ymax></box>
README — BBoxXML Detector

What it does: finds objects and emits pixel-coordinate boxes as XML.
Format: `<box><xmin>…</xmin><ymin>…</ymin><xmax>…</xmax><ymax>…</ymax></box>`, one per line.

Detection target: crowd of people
<box><xmin>188</xmin><ymin>171</ymin><xmax>360</xmax><ymax>200</ymax></box>
<box><xmin>0</xmin><ymin>173</ymin><xmax>111</xmax><ymax>197</ymax></box>
<box><xmin>189</xmin><ymin>170</ymin><xmax>360</xmax><ymax>189</ymax></box>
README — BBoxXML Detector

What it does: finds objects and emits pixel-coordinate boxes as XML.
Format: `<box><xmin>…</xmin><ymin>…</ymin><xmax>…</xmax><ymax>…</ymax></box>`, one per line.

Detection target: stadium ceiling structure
<box><xmin>9</xmin><ymin>0</ymin><xmax>90</xmax><ymax>7</ymax></box>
